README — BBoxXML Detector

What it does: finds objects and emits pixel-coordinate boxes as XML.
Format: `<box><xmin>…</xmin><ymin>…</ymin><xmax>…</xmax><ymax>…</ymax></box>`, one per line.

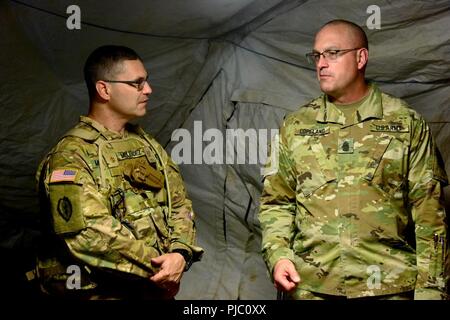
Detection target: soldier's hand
<box><xmin>149</xmin><ymin>252</ymin><xmax>186</xmax><ymax>295</ymax></box>
<box><xmin>273</xmin><ymin>259</ymin><xmax>300</xmax><ymax>292</ymax></box>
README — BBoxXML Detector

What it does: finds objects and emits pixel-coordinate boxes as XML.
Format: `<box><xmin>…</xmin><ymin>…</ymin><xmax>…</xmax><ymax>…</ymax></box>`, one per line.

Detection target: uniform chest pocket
<box><xmin>125</xmin><ymin>206</ymin><xmax>170</xmax><ymax>251</ymax></box>
<box><xmin>114</xmin><ymin>190</ymin><xmax>169</xmax><ymax>243</ymax></box>
<box><xmin>362</xmin><ymin>133</ymin><xmax>407</xmax><ymax>197</ymax></box>
<box><xmin>291</xmin><ymin>132</ymin><xmax>337</xmax><ymax>198</ymax></box>
<box><xmin>130</xmin><ymin>215</ymin><xmax>157</xmax><ymax>246</ymax></box>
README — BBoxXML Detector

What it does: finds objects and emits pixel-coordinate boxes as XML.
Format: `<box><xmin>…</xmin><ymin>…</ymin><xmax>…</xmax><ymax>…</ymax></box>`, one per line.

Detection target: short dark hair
<box><xmin>321</xmin><ymin>19</ymin><xmax>369</xmax><ymax>50</ymax></box>
<box><xmin>83</xmin><ymin>45</ymin><xmax>142</xmax><ymax>100</ymax></box>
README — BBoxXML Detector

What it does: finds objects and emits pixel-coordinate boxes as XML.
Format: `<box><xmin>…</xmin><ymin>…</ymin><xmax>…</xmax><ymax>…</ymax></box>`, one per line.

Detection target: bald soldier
<box><xmin>259</xmin><ymin>20</ymin><xmax>449</xmax><ymax>300</ymax></box>
<box><xmin>35</xmin><ymin>45</ymin><xmax>203</xmax><ymax>299</ymax></box>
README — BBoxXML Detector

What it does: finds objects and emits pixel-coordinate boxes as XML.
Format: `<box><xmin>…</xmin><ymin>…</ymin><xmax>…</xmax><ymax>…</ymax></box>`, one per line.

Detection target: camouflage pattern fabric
<box><xmin>259</xmin><ymin>84</ymin><xmax>449</xmax><ymax>299</ymax></box>
<box><xmin>291</xmin><ymin>289</ymin><xmax>414</xmax><ymax>300</ymax></box>
<box><xmin>36</xmin><ymin>116</ymin><xmax>203</xmax><ymax>296</ymax></box>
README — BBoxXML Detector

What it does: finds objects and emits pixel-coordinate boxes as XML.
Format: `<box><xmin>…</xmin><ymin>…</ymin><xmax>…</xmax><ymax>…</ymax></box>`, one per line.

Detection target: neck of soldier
<box><xmin>328</xmin><ymin>77</ymin><xmax>369</xmax><ymax>105</ymax></box>
<box><xmin>88</xmin><ymin>102</ymin><xmax>128</xmax><ymax>134</ymax></box>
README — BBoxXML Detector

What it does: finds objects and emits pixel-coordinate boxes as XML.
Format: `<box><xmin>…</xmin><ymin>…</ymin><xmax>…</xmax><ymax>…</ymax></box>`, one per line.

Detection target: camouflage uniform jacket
<box><xmin>259</xmin><ymin>85</ymin><xmax>448</xmax><ymax>299</ymax></box>
<box><xmin>36</xmin><ymin>116</ymin><xmax>203</xmax><ymax>291</ymax></box>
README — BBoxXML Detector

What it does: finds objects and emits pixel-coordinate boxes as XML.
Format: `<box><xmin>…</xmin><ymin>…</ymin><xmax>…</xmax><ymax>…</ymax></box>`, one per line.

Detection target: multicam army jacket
<box><xmin>36</xmin><ymin>116</ymin><xmax>203</xmax><ymax>288</ymax></box>
<box><xmin>259</xmin><ymin>85</ymin><xmax>449</xmax><ymax>299</ymax></box>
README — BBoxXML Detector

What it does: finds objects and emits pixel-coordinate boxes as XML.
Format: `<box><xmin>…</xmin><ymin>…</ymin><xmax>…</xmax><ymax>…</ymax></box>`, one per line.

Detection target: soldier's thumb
<box><xmin>290</xmin><ymin>273</ymin><xmax>300</xmax><ymax>283</ymax></box>
<box><xmin>151</xmin><ymin>256</ymin><xmax>164</xmax><ymax>266</ymax></box>
<box><xmin>287</xmin><ymin>266</ymin><xmax>300</xmax><ymax>283</ymax></box>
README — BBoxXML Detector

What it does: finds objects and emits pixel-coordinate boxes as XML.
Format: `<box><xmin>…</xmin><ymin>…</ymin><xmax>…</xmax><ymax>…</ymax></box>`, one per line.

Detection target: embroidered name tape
<box><xmin>371</xmin><ymin>122</ymin><xmax>409</xmax><ymax>133</ymax></box>
<box><xmin>117</xmin><ymin>148</ymin><xmax>145</xmax><ymax>160</ymax></box>
<box><xmin>296</xmin><ymin>127</ymin><xmax>330</xmax><ymax>136</ymax></box>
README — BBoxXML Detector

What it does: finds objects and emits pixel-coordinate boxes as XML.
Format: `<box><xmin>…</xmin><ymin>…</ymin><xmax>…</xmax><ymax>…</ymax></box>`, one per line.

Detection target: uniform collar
<box><xmin>315</xmin><ymin>84</ymin><xmax>383</xmax><ymax>125</ymax></box>
<box><xmin>79</xmin><ymin>116</ymin><xmax>129</xmax><ymax>140</ymax></box>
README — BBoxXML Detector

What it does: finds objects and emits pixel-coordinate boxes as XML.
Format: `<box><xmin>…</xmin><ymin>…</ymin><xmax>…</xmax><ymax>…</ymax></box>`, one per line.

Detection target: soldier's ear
<box><xmin>357</xmin><ymin>48</ymin><xmax>368</xmax><ymax>70</ymax></box>
<box><xmin>96</xmin><ymin>80</ymin><xmax>110</xmax><ymax>100</ymax></box>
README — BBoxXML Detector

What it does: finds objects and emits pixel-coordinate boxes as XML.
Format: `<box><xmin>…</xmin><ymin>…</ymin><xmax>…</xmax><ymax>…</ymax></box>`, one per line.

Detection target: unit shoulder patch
<box><xmin>57</xmin><ymin>196</ymin><xmax>73</xmax><ymax>221</ymax></box>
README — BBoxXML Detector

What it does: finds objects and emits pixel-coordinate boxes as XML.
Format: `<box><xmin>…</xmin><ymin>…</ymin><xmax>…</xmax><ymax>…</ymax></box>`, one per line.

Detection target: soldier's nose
<box><xmin>143</xmin><ymin>81</ymin><xmax>152</xmax><ymax>95</ymax></box>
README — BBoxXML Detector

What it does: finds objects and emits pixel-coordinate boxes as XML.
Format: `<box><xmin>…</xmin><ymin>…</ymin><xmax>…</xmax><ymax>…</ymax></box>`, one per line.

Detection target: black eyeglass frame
<box><xmin>102</xmin><ymin>76</ymin><xmax>149</xmax><ymax>91</ymax></box>
<box><xmin>305</xmin><ymin>48</ymin><xmax>362</xmax><ymax>64</ymax></box>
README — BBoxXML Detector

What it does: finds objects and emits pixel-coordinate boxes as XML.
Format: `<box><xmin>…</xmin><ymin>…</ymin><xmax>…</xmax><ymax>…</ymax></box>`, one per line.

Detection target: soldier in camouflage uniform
<box><xmin>259</xmin><ymin>20</ymin><xmax>449</xmax><ymax>300</ymax></box>
<box><xmin>35</xmin><ymin>45</ymin><xmax>203</xmax><ymax>299</ymax></box>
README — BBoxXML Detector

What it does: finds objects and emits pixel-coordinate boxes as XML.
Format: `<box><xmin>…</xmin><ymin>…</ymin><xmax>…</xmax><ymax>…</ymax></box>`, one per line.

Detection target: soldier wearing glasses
<box><xmin>259</xmin><ymin>20</ymin><xmax>449</xmax><ymax>299</ymax></box>
<box><xmin>35</xmin><ymin>45</ymin><xmax>203</xmax><ymax>299</ymax></box>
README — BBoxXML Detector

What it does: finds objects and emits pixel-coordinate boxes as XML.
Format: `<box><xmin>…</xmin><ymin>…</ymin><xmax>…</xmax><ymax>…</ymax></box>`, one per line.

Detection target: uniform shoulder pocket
<box><xmin>48</xmin><ymin>168</ymin><xmax>86</xmax><ymax>234</ymax></box>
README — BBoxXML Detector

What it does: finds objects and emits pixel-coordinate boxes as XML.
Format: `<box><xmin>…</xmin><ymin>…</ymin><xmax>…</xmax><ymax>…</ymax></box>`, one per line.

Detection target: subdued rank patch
<box><xmin>295</xmin><ymin>127</ymin><xmax>330</xmax><ymax>136</ymax></box>
<box><xmin>57</xmin><ymin>196</ymin><xmax>73</xmax><ymax>221</ymax></box>
<box><xmin>338</xmin><ymin>138</ymin><xmax>354</xmax><ymax>154</ymax></box>
<box><xmin>50</xmin><ymin>169</ymin><xmax>78</xmax><ymax>182</ymax></box>
<box><xmin>370</xmin><ymin>122</ymin><xmax>409</xmax><ymax>133</ymax></box>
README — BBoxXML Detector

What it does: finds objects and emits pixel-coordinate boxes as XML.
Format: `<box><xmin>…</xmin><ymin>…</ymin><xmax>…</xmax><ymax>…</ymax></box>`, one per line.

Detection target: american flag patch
<box><xmin>50</xmin><ymin>169</ymin><xmax>78</xmax><ymax>183</ymax></box>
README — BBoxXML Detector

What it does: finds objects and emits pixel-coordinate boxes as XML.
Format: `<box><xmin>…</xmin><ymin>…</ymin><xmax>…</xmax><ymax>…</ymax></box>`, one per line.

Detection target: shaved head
<box><xmin>313</xmin><ymin>19</ymin><xmax>370</xmax><ymax>103</ymax></box>
<box><xmin>318</xmin><ymin>20</ymin><xmax>368</xmax><ymax>50</ymax></box>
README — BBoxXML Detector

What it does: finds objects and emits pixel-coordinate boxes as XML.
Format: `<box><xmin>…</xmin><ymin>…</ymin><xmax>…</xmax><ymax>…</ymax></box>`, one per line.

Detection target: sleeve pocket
<box><xmin>49</xmin><ymin>183</ymin><xmax>86</xmax><ymax>234</ymax></box>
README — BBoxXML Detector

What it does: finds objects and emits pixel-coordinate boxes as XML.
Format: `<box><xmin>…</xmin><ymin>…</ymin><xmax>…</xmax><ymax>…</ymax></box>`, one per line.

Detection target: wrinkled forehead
<box><xmin>314</xmin><ymin>24</ymin><xmax>357</xmax><ymax>50</ymax></box>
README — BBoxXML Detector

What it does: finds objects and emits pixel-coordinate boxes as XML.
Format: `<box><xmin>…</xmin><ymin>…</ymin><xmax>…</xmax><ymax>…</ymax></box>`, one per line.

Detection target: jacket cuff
<box><xmin>266</xmin><ymin>248</ymin><xmax>296</xmax><ymax>281</ymax></box>
<box><xmin>169</xmin><ymin>241</ymin><xmax>204</xmax><ymax>268</ymax></box>
<box><xmin>414</xmin><ymin>287</ymin><xmax>448</xmax><ymax>300</ymax></box>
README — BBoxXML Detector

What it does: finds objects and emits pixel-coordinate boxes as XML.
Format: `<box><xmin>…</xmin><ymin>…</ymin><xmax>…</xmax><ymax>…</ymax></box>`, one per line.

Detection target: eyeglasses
<box><xmin>103</xmin><ymin>76</ymin><xmax>148</xmax><ymax>91</ymax></box>
<box><xmin>305</xmin><ymin>48</ymin><xmax>361</xmax><ymax>64</ymax></box>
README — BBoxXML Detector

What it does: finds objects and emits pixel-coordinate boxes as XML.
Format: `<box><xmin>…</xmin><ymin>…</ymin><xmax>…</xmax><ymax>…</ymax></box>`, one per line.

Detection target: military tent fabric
<box><xmin>0</xmin><ymin>0</ymin><xmax>449</xmax><ymax>299</ymax></box>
